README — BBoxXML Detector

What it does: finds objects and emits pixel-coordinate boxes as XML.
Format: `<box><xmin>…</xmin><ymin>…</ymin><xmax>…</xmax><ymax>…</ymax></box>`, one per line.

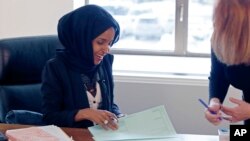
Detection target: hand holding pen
<box><xmin>199</xmin><ymin>98</ymin><xmax>230</xmax><ymax>125</ymax></box>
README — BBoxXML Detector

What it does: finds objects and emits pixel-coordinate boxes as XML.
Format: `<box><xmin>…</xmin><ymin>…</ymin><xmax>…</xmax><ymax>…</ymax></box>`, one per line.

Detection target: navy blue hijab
<box><xmin>57</xmin><ymin>4</ymin><xmax>120</xmax><ymax>75</ymax></box>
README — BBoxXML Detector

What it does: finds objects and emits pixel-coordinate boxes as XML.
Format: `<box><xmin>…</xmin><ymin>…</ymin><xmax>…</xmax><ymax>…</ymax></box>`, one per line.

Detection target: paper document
<box><xmin>89</xmin><ymin>105</ymin><xmax>177</xmax><ymax>141</ymax></box>
<box><xmin>6</xmin><ymin>125</ymin><xmax>73</xmax><ymax>141</ymax></box>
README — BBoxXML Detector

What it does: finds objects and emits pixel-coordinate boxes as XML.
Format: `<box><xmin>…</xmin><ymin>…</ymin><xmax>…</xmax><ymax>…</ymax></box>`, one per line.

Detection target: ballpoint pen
<box><xmin>198</xmin><ymin>98</ymin><xmax>229</xmax><ymax>121</ymax></box>
<box><xmin>199</xmin><ymin>98</ymin><xmax>217</xmax><ymax>114</ymax></box>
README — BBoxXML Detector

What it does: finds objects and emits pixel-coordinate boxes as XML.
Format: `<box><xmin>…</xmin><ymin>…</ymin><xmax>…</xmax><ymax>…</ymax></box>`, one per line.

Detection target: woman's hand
<box><xmin>75</xmin><ymin>108</ymin><xmax>118</xmax><ymax>130</ymax></box>
<box><xmin>222</xmin><ymin>97</ymin><xmax>250</xmax><ymax>123</ymax></box>
<box><xmin>205</xmin><ymin>98</ymin><xmax>223</xmax><ymax>125</ymax></box>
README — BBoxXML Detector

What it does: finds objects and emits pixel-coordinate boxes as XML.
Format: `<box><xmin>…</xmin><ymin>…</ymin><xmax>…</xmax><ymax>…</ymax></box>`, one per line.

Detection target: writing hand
<box><xmin>201</xmin><ymin>98</ymin><xmax>223</xmax><ymax>125</ymax></box>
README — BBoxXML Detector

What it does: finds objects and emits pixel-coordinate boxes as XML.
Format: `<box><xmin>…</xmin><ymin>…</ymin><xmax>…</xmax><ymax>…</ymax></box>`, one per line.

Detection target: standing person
<box><xmin>41</xmin><ymin>4</ymin><xmax>124</xmax><ymax>130</ymax></box>
<box><xmin>205</xmin><ymin>0</ymin><xmax>250</xmax><ymax>125</ymax></box>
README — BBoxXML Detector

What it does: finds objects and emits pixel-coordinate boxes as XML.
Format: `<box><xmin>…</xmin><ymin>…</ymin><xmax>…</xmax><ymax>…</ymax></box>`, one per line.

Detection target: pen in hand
<box><xmin>198</xmin><ymin>98</ymin><xmax>229</xmax><ymax>121</ymax></box>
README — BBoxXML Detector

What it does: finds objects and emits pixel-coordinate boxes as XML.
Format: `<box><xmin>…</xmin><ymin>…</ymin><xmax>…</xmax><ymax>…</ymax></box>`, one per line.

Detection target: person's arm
<box><xmin>205</xmin><ymin>50</ymin><xmax>230</xmax><ymax>125</ymax></box>
<box><xmin>104</xmin><ymin>54</ymin><xmax>124</xmax><ymax>117</ymax></box>
<box><xmin>209</xmin><ymin>50</ymin><xmax>230</xmax><ymax>103</ymax></box>
<box><xmin>41</xmin><ymin>59</ymin><xmax>78</xmax><ymax>127</ymax></box>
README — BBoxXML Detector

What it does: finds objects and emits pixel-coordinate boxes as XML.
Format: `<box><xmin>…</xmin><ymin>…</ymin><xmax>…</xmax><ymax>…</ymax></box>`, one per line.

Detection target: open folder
<box><xmin>89</xmin><ymin>105</ymin><xmax>178</xmax><ymax>141</ymax></box>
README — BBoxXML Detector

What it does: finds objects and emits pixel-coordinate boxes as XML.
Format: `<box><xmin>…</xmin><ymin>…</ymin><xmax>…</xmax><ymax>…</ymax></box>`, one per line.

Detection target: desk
<box><xmin>0</xmin><ymin>123</ymin><xmax>219</xmax><ymax>141</ymax></box>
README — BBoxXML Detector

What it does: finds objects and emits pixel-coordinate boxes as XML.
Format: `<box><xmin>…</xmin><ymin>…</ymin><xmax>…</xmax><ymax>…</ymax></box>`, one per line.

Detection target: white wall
<box><xmin>0</xmin><ymin>0</ymin><xmax>72</xmax><ymax>38</ymax></box>
<box><xmin>114</xmin><ymin>75</ymin><xmax>242</xmax><ymax>135</ymax></box>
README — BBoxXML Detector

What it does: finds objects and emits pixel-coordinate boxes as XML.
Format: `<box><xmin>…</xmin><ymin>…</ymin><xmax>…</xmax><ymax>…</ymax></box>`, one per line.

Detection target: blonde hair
<box><xmin>211</xmin><ymin>0</ymin><xmax>250</xmax><ymax>65</ymax></box>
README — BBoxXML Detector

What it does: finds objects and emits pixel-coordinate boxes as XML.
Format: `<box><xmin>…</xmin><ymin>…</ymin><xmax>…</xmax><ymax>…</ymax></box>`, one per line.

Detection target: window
<box><xmin>74</xmin><ymin>0</ymin><xmax>214</xmax><ymax>77</ymax></box>
<box><xmin>188</xmin><ymin>0</ymin><xmax>213</xmax><ymax>54</ymax></box>
<box><xmin>88</xmin><ymin>0</ymin><xmax>176</xmax><ymax>55</ymax></box>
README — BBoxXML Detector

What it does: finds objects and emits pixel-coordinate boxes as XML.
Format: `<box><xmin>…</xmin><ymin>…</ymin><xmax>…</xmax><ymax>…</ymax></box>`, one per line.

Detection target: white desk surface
<box><xmin>128</xmin><ymin>134</ymin><xmax>219</xmax><ymax>141</ymax></box>
<box><xmin>180</xmin><ymin>134</ymin><xmax>219</xmax><ymax>141</ymax></box>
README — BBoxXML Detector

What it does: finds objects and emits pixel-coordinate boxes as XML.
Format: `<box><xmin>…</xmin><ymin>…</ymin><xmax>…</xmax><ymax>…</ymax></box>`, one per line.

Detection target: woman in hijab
<box><xmin>41</xmin><ymin>4</ymin><xmax>123</xmax><ymax>130</ymax></box>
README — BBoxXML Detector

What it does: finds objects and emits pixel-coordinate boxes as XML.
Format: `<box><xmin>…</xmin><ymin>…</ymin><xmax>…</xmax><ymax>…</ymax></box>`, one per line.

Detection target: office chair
<box><xmin>0</xmin><ymin>35</ymin><xmax>62</xmax><ymax>125</ymax></box>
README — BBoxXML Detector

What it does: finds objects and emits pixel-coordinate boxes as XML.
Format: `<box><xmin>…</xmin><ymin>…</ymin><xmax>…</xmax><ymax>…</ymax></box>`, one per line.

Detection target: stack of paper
<box><xmin>6</xmin><ymin>125</ymin><xmax>73</xmax><ymax>141</ymax></box>
<box><xmin>89</xmin><ymin>105</ymin><xmax>180</xmax><ymax>141</ymax></box>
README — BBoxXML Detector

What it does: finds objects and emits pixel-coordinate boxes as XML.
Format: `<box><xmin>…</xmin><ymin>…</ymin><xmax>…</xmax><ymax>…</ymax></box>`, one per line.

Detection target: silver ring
<box><xmin>104</xmin><ymin>120</ymin><xmax>108</xmax><ymax>125</ymax></box>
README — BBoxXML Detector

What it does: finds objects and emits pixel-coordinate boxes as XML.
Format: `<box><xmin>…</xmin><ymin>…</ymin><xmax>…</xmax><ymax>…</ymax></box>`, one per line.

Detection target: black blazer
<box><xmin>41</xmin><ymin>54</ymin><xmax>121</xmax><ymax>128</ymax></box>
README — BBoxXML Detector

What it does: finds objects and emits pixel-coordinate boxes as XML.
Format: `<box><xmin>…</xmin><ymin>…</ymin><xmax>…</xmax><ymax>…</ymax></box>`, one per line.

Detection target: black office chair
<box><xmin>0</xmin><ymin>35</ymin><xmax>63</xmax><ymax>125</ymax></box>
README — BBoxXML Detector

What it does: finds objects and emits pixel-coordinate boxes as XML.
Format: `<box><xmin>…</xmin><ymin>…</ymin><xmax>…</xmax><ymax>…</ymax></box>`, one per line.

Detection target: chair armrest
<box><xmin>0</xmin><ymin>84</ymin><xmax>42</xmax><ymax>123</ymax></box>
